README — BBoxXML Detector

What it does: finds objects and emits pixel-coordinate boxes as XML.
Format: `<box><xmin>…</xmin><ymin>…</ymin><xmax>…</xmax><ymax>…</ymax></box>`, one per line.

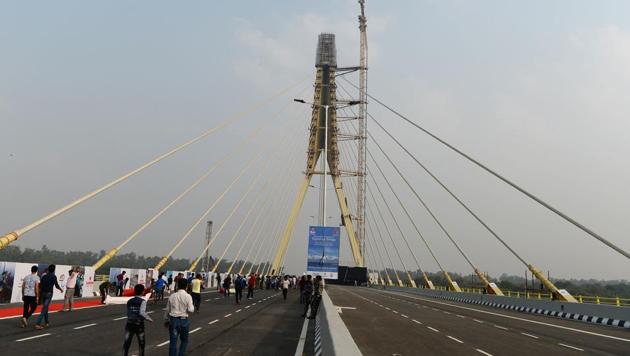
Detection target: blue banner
<box><xmin>306</xmin><ymin>226</ymin><xmax>340</xmax><ymax>279</ymax></box>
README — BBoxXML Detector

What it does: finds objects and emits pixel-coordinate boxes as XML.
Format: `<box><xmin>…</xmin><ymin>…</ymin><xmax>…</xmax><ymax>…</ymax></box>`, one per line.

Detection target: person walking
<box><xmin>190</xmin><ymin>274</ymin><xmax>202</xmax><ymax>312</ymax></box>
<box><xmin>309</xmin><ymin>275</ymin><xmax>324</xmax><ymax>319</ymax></box>
<box><xmin>281</xmin><ymin>276</ymin><xmax>290</xmax><ymax>301</ymax></box>
<box><xmin>154</xmin><ymin>273</ymin><xmax>166</xmax><ymax>303</ymax></box>
<box><xmin>116</xmin><ymin>271</ymin><xmax>126</xmax><ymax>296</ymax></box>
<box><xmin>223</xmin><ymin>275</ymin><xmax>231</xmax><ymax>298</ymax></box>
<box><xmin>215</xmin><ymin>273</ymin><xmax>221</xmax><ymax>291</ymax></box>
<box><xmin>246</xmin><ymin>273</ymin><xmax>256</xmax><ymax>300</ymax></box>
<box><xmin>164</xmin><ymin>278</ymin><xmax>194</xmax><ymax>356</ymax></box>
<box><xmin>300</xmin><ymin>275</ymin><xmax>313</xmax><ymax>318</ymax></box>
<box><xmin>298</xmin><ymin>275</ymin><xmax>306</xmax><ymax>304</ymax></box>
<box><xmin>61</xmin><ymin>267</ymin><xmax>78</xmax><ymax>312</ymax></box>
<box><xmin>20</xmin><ymin>265</ymin><xmax>39</xmax><ymax>328</ymax></box>
<box><xmin>234</xmin><ymin>274</ymin><xmax>244</xmax><ymax>304</ymax></box>
<box><xmin>123</xmin><ymin>284</ymin><xmax>153</xmax><ymax>356</ymax></box>
<box><xmin>35</xmin><ymin>264</ymin><xmax>63</xmax><ymax>330</ymax></box>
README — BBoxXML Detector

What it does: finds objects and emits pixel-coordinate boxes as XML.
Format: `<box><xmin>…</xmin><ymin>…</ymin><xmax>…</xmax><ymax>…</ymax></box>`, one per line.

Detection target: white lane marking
<box><xmin>447</xmin><ymin>335</ymin><xmax>464</xmax><ymax>344</ymax></box>
<box><xmin>208</xmin><ymin>319</ymin><xmax>219</xmax><ymax>325</ymax></box>
<box><xmin>432</xmin><ymin>308</ymin><xmax>438</xmax><ymax>311</ymax></box>
<box><xmin>245</xmin><ymin>305</ymin><xmax>251</xmax><ymax>309</ymax></box>
<box><xmin>214</xmin><ymin>297</ymin><xmax>220</xmax><ymax>300</ymax></box>
<box><xmin>224</xmin><ymin>313</ymin><xmax>232</xmax><ymax>318</ymax></box>
<box><xmin>476</xmin><ymin>349</ymin><xmax>494</xmax><ymax>356</ymax></box>
<box><xmin>16</xmin><ymin>333</ymin><xmax>51</xmax><ymax>342</ymax></box>
<box><xmin>521</xmin><ymin>332</ymin><xmax>539</xmax><ymax>339</ymax></box>
<box><xmin>372</xmin><ymin>289</ymin><xmax>630</xmax><ymax>343</ymax></box>
<box><xmin>427</xmin><ymin>326</ymin><xmax>440</xmax><ymax>332</ymax></box>
<box><xmin>473</xmin><ymin>319</ymin><xmax>484</xmax><ymax>324</ymax></box>
<box><xmin>385</xmin><ymin>307</ymin><xmax>391</xmax><ymax>311</ymax></box>
<box><xmin>146</xmin><ymin>311</ymin><xmax>155</xmax><ymax>314</ymax></box>
<box><xmin>294</xmin><ymin>307</ymin><xmax>310</xmax><ymax>356</ymax></box>
<box><xmin>443</xmin><ymin>311</ymin><xmax>451</xmax><ymax>315</ymax></box>
<box><xmin>412</xmin><ymin>319</ymin><xmax>422</xmax><ymax>325</ymax></box>
<box><xmin>236</xmin><ymin>309</ymin><xmax>242</xmax><ymax>313</ymax></box>
<box><xmin>392</xmin><ymin>310</ymin><xmax>399</xmax><ymax>314</ymax></box>
<box><xmin>74</xmin><ymin>323</ymin><xmax>97</xmax><ymax>329</ymax></box>
<box><xmin>494</xmin><ymin>325</ymin><xmax>508</xmax><ymax>331</ymax></box>
<box><xmin>456</xmin><ymin>314</ymin><xmax>465</xmax><ymax>318</ymax></box>
<box><xmin>114</xmin><ymin>316</ymin><xmax>127</xmax><ymax>321</ymax></box>
<box><xmin>401</xmin><ymin>314</ymin><xmax>409</xmax><ymax>318</ymax></box>
<box><xmin>157</xmin><ymin>340</ymin><xmax>169</xmax><ymax>347</ymax></box>
<box><xmin>205</xmin><ymin>299</ymin><xmax>211</xmax><ymax>302</ymax></box>
<box><xmin>558</xmin><ymin>343</ymin><xmax>584</xmax><ymax>352</ymax></box>
<box><xmin>190</xmin><ymin>327</ymin><xmax>201</xmax><ymax>334</ymax></box>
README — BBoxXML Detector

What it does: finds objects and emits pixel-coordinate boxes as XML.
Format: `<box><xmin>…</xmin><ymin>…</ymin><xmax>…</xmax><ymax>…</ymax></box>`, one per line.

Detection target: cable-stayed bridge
<box><xmin>1</xmin><ymin>2</ymin><xmax>629</xmax><ymax>355</ymax></box>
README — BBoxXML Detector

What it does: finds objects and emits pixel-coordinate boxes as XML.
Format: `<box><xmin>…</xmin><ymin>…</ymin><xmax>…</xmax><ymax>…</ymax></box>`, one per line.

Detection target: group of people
<box><xmin>19</xmin><ymin>264</ymin><xmax>81</xmax><ymax>330</ymax></box>
<box><xmin>17</xmin><ymin>266</ymin><xmax>327</xmax><ymax>356</ymax></box>
<box><xmin>298</xmin><ymin>274</ymin><xmax>324</xmax><ymax>319</ymax></box>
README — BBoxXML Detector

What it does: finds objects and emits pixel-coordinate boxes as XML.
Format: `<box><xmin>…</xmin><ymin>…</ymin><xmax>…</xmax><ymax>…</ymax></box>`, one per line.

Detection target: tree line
<box><xmin>0</xmin><ymin>245</ymin><xmax>269</xmax><ymax>276</ymax></box>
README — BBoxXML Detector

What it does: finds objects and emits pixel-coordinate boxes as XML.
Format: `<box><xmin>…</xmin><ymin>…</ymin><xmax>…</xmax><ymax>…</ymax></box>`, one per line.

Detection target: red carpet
<box><xmin>0</xmin><ymin>299</ymin><xmax>103</xmax><ymax>318</ymax></box>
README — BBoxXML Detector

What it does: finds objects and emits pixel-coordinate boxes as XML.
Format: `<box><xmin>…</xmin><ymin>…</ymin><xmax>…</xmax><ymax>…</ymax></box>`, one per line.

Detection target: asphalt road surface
<box><xmin>0</xmin><ymin>288</ymin><xmax>310</xmax><ymax>356</ymax></box>
<box><xmin>327</xmin><ymin>285</ymin><xmax>630</xmax><ymax>356</ymax></box>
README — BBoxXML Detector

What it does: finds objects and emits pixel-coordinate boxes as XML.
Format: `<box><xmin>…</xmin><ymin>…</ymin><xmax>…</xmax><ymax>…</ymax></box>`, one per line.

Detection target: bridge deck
<box><xmin>0</xmin><ymin>289</ymin><xmax>310</xmax><ymax>356</ymax></box>
<box><xmin>327</xmin><ymin>285</ymin><xmax>630</xmax><ymax>356</ymax></box>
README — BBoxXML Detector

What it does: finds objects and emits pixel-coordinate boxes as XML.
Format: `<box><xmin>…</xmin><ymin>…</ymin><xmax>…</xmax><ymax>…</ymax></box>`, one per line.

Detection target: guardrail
<box><xmin>317</xmin><ymin>289</ymin><xmax>362</xmax><ymax>356</ymax></box>
<box><xmin>425</xmin><ymin>285</ymin><xmax>630</xmax><ymax>307</ymax></box>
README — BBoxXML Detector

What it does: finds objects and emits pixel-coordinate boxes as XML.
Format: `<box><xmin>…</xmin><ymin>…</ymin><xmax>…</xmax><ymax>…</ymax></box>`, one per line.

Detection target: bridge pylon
<box><xmin>270</xmin><ymin>34</ymin><xmax>364</xmax><ymax>273</ymax></box>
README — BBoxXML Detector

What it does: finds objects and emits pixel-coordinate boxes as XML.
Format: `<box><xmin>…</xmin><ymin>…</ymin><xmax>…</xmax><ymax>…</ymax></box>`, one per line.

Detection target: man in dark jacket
<box><xmin>123</xmin><ymin>284</ymin><xmax>153</xmax><ymax>356</ymax></box>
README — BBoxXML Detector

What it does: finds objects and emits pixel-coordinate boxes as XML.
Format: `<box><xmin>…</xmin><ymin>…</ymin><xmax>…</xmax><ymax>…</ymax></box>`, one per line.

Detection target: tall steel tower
<box><xmin>270</xmin><ymin>34</ymin><xmax>364</xmax><ymax>273</ymax></box>
<box><xmin>356</xmin><ymin>0</ymin><xmax>368</xmax><ymax>264</ymax></box>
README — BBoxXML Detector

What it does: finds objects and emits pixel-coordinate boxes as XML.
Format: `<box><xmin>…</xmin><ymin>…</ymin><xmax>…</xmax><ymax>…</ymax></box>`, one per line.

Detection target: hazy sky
<box><xmin>2</xmin><ymin>1</ymin><xmax>629</xmax><ymax>280</ymax></box>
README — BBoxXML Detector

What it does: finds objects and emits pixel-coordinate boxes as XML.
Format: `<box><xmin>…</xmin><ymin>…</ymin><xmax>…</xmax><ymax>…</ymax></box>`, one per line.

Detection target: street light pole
<box><xmin>322</xmin><ymin>104</ymin><xmax>329</xmax><ymax>227</ymax></box>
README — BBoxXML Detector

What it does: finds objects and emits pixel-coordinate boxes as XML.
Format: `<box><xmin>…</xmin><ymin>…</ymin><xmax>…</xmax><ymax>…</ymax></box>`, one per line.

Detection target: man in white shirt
<box><xmin>21</xmin><ymin>265</ymin><xmax>40</xmax><ymax>328</ymax></box>
<box><xmin>61</xmin><ymin>267</ymin><xmax>78</xmax><ymax>312</ymax></box>
<box><xmin>164</xmin><ymin>278</ymin><xmax>194</xmax><ymax>356</ymax></box>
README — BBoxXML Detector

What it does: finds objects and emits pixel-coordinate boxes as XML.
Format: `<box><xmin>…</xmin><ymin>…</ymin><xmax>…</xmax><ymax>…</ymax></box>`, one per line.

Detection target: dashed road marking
<box><xmin>412</xmin><ymin>319</ymin><xmax>422</xmax><ymax>325</ymax></box>
<box><xmin>74</xmin><ymin>323</ymin><xmax>97</xmax><ymax>330</ymax></box>
<box><xmin>114</xmin><ymin>316</ymin><xmax>127</xmax><ymax>321</ymax></box>
<box><xmin>190</xmin><ymin>327</ymin><xmax>201</xmax><ymax>334</ymax></box>
<box><xmin>558</xmin><ymin>343</ymin><xmax>584</xmax><ymax>352</ymax></box>
<box><xmin>427</xmin><ymin>326</ymin><xmax>439</xmax><ymax>332</ymax></box>
<box><xmin>447</xmin><ymin>335</ymin><xmax>464</xmax><ymax>344</ymax></box>
<box><xmin>224</xmin><ymin>313</ymin><xmax>232</xmax><ymax>318</ymax></box>
<box><xmin>493</xmin><ymin>325</ymin><xmax>508</xmax><ymax>331</ymax></box>
<box><xmin>208</xmin><ymin>319</ymin><xmax>219</xmax><ymax>325</ymax></box>
<box><xmin>236</xmin><ymin>309</ymin><xmax>242</xmax><ymax>313</ymax></box>
<box><xmin>473</xmin><ymin>319</ymin><xmax>484</xmax><ymax>324</ymax></box>
<box><xmin>157</xmin><ymin>340</ymin><xmax>169</xmax><ymax>347</ymax></box>
<box><xmin>456</xmin><ymin>314</ymin><xmax>465</xmax><ymax>318</ymax></box>
<box><xmin>476</xmin><ymin>349</ymin><xmax>494</xmax><ymax>356</ymax></box>
<box><xmin>16</xmin><ymin>333</ymin><xmax>51</xmax><ymax>342</ymax></box>
<box><xmin>205</xmin><ymin>299</ymin><xmax>211</xmax><ymax>302</ymax></box>
<box><xmin>521</xmin><ymin>332</ymin><xmax>539</xmax><ymax>339</ymax></box>
<box><xmin>245</xmin><ymin>306</ymin><xmax>251</xmax><ymax>309</ymax></box>
<box><xmin>401</xmin><ymin>314</ymin><xmax>409</xmax><ymax>318</ymax></box>
<box><xmin>392</xmin><ymin>310</ymin><xmax>399</xmax><ymax>314</ymax></box>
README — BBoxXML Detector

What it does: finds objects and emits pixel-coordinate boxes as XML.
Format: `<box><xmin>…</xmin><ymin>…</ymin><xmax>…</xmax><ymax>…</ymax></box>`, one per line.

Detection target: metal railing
<box><xmin>396</xmin><ymin>284</ymin><xmax>630</xmax><ymax>307</ymax></box>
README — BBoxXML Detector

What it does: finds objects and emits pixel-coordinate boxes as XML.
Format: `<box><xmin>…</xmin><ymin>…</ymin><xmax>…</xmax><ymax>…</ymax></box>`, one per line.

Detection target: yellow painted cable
<box><xmin>189</xmin><ymin>160</ymin><xmax>266</xmax><ymax>271</ymax></box>
<box><xmin>0</xmin><ymin>77</ymin><xmax>309</xmax><ymax>250</ymax></box>
<box><xmin>154</xmin><ymin>152</ymin><xmax>261</xmax><ymax>271</ymax></box>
